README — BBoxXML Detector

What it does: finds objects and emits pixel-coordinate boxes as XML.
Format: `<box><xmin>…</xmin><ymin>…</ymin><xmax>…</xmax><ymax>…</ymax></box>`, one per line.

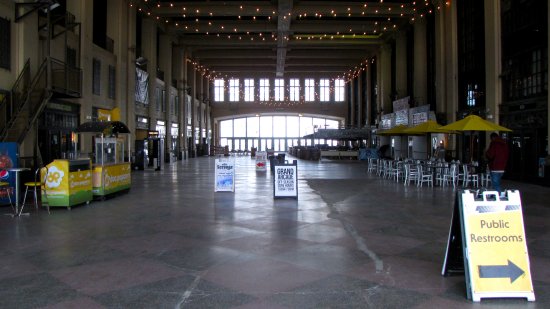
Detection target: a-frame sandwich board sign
<box><xmin>442</xmin><ymin>190</ymin><xmax>535</xmax><ymax>302</ymax></box>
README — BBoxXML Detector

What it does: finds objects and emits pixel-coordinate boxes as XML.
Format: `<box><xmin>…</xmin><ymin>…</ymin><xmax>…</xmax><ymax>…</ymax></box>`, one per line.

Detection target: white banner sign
<box><xmin>215</xmin><ymin>159</ymin><xmax>235</xmax><ymax>192</ymax></box>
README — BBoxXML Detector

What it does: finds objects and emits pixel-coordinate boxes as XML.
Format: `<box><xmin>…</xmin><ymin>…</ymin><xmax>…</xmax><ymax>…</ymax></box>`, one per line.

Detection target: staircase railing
<box><xmin>50</xmin><ymin>57</ymin><xmax>82</xmax><ymax>97</ymax></box>
<box><xmin>0</xmin><ymin>92</ymin><xmax>9</xmax><ymax>136</ymax></box>
<box><xmin>25</xmin><ymin>58</ymin><xmax>50</xmax><ymax>130</ymax></box>
<box><xmin>1</xmin><ymin>56</ymin><xmax>81</xmax><ymax>143</ymax></box>
<box><xmin>0</xmin><ymin>59</ymin><xmax>31</xmax><ymax>137</ymax></box>
<box><xmin>1</xmin><ymin>58</ymin><xmax>50</xmax><ymax>143</ymax></box>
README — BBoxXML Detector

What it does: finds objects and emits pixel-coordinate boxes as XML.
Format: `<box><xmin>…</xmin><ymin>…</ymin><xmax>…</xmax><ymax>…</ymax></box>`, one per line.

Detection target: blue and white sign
<box><xmin>215</xmin><ymin>159</ymin><xmax>235</xmax><ymax>192</ymax></box>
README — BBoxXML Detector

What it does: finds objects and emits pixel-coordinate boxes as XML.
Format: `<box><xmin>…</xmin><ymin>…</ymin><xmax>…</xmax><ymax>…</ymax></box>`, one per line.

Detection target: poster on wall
<box><xmin>135</xmin><ymin>67</ymin><xmax>149</xmax><ymax>104</ymax></box>
<box><xmin>215</xmin><ymin>158</ymin><xmax>235</xmax><ymax>192</ymax></box>
<box><xmin>273</xmin><ymin>163</ymin><xmax>297</xmax><ymax>198</ymax></box>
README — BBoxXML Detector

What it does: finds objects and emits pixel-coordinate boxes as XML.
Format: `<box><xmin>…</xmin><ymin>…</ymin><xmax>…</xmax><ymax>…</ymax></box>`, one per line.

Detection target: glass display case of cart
<box><xmin>76</xmin><ymin>121</ymin><xmax>132</xmax><ymax>198</ymax></box>
<box><xmin>95</xmin><ymin>137</ymin><xmax>125</xmax><ymax>165</ymax></box>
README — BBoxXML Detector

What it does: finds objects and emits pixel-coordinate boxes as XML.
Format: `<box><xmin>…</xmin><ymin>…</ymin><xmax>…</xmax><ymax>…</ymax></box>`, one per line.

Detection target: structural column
<box><xmin>142</xmin><ymin>18</ymin><xmax>157</xmax><ymax>132</ymax></box>
<box><xmin>365</xmin><ymin>63</ymin><xmax>372</xmax><ymax>127</ymax></box>
<box><xmin>196</xmin><ymin>67</ymin><xmax>203</xmax><ymax>153</ymax></box>
<box><xmin>413</xmin><ymin>18</ymin><xmax>428</xmax><ymax>105</ymax></box>
<box><xmin>76</xmin><ymin>0</ymin><xmax>94</xmax><ymax>155</ymax></box>
<box><xmin>124</xmin><ymin>5</ymin><xmax>137</xmax><ymax>140</ymax></box>
<box><xmin>434</xmin><ymin>0</ymin><xmax>459</xmax><ymax>154</ymax></box>
<box><xmin>395</xmin><ymin>32</ymin><xmax>408</xmax><ymax>98</ymax></box>
<box><xmin>204</xmin><ymin>74</ymin><xmax>211</xmax><ymax>152</ymax></box>
<box><xmin>183</xmin><ymin>49</ymin><xmax>191</xmax><ymax>156</ymax></box>
<box><xmin>356</xmin><ymin>72</ymin><xmax>363</xmax><ymax>127</ymax></box>
<box><xmin>159</xmin><ymin>33</ymin><xmax>172</xmax><ymax>162</ymax></box>
<box><xmin>349</xmin><ymin>78</ymin><xmax>356</xmax><ymax>127</ymax></box>
<box><xmin>188</xmin><ymin>57</ymin><xmax>197</xmax><ymax>157</ymax></box>
<box><xmin>173</xmin><ymin>46</ymin><xmax>185</xmax><ymax>159</ymax></box>
<box><xmin>379</xmin><ymin>44</ymin><xmax>392</xmax><ymax>115</ymax></box>
<box><xmin>484</xmin><ymin>0</ymin><xmax>502</xmax><ymax>124</ymax></box>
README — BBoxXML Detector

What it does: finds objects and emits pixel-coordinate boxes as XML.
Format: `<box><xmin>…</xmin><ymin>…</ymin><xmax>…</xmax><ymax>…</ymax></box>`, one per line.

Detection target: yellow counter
<box><xmin>42</xmin><ymin>159</ymin><xmax>93</xmax><ymax>208</ymax></box>
<box><xmin>92</xmin><ymin>162</ymin><xmax>131</xmax><ymax>197</ymax></box>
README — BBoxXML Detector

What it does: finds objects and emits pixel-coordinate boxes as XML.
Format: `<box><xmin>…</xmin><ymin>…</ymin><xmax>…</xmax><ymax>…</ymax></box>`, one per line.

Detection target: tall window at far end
<box><xmin>304</xmin><ymin>78</ymin><xmax>315</xmax><ymax>102</ymax></box>
<box><xmin>274</xmin><ymin>79</ymin><xmax>285</xmax><ymax>101</ymax></box>
<box><xmin>244</xmin><ymin>78</ymin><xmax>255</xmax><ymax>102</ymax></box>
<box><xmin>259</xmin><ymin>78</ymin><xmax>270</xmax><ymax>101</ymax></box>
<box><xmin>289</xmin><ymin>78</ymin><xmax>300</xmax><ymax>101</ymax></box>
<box><xmin>334</xmin><ymin>79</ymin><xmax>345</xmax><ymax>102</ymax></box>
<box><xmin>214</xmin><ymin>79</ymin><xmax>224</xmax><ymax>102</ymax></box>
<box><xmin>319</xmin><ymin>79</ymin><xmax>330</xmax><ymax>102</ymax></box>
<box><xmin>229</xmin><ymin>79</ymin><xmax>240</xmax><ymax>102</ymax></box>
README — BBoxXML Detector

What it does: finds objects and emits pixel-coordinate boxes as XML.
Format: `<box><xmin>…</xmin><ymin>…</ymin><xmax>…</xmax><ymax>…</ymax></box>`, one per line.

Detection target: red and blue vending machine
<box><xmin>0</xmin><ymin>142</ymin><xmax>18</xmax><ymax>205</ymax></box>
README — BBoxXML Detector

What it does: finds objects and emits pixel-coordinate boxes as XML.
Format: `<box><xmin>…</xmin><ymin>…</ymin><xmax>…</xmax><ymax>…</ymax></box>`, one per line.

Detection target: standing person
<box><xmin>485</xmin><ymin>132</ymin><xmax>509</xmax><ymax>193</ymax></box>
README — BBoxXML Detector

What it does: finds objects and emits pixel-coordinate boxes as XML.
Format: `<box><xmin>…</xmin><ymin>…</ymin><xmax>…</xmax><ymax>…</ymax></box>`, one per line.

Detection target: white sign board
<box><xmin>442</xmin><ymin>190</ymin><xmax>535</xmax><ymax>302</ymax></box>
<box><xmin>274</xmin><ymin>165</ymin><xmax>297</xmax><ymax>198</ymax></box>
<box><xmin>255</xmin><ymin>151</ymin><xmax>267</xmax><ymax>171</ymax></box>
<box><xmin>215</xmin><ymin>158</ymin><xmax>235</xmax><ymax>192</ymax></box>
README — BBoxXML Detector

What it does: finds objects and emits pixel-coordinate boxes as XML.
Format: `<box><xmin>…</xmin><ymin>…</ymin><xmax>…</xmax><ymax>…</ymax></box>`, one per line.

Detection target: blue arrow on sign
<box><xmin>478</xmin><ymin>260</ymin><xmax>525</xmax><ymax>283</ymax></box>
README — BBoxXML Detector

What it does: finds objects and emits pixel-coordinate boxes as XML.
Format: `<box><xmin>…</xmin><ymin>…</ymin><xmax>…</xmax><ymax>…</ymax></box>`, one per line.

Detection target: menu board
<box><xmin>395</xmin><ymin>109</ymin><xmax>409</xmax><ymax>126</ymax></box>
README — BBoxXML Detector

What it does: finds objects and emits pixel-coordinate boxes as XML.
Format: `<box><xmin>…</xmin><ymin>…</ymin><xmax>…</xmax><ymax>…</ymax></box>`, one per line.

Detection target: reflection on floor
<box><xmin>1</xmin><ymin>155</ymin><xmax>549</xmax><ymax>308</ymax></box>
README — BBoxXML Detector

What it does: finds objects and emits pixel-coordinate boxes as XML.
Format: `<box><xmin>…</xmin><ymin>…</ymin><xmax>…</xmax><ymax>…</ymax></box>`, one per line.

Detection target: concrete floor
<box><xmin>1</xmin><ymin>155</ymin><xmax>549</xmax><ymax>308</ymax></box>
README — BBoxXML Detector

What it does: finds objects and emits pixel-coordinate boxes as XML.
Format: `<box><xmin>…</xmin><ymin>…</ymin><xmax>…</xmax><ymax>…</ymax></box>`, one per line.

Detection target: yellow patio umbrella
<box><xmin>438</xmin><ymin>115</ymin><xmax>512</xmax><ymax>132</ymax></box>
<box><xmin>377</xmin><ymin>124</ymin><xmax>410</xmax><ymax>136</ymax></box>
<box><xmin>439</xmin><ymin>115</ymin><xmax>512</xmax><ymax>162</ymax></box>
<box><xmin>403</xmin><ymin>120</ymin><xmax>455</xmax><ymax>134</ymax></box>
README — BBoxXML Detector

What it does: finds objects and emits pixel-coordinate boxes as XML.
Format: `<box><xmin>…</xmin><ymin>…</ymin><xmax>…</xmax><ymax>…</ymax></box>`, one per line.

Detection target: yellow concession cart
<box><xmin>76</xmin><ymin>121</ymin><xmax>132</xmax><ymax>198</ymax></box>
<box><xmin>41</xmin><ymin>159</ymin><xmax>93</xmax><ymax>209</ymax></box>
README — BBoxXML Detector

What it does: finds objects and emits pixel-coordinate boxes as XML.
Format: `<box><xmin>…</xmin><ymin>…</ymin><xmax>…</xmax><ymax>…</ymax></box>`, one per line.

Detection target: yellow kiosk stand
<box><xmin>41</xmin><ymin>159</ymin><xmax>93</xmax><ymax>209</ymax></box>
<box><xmin>76</xmin><ymin>121</ymin><xmax>132</xmax><ymax>199</ymax></box>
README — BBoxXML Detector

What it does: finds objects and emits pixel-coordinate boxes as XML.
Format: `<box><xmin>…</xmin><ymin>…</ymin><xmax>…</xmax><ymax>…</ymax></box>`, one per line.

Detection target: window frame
<box><xmin>259</xmin><ymin>78</ymin><xmax>270</xmax><ymax>101</ymax></box>
<box><xmin>289</xmin><ymin>78</ymin><xmax>300</xmax><ymax>101</ymax></box>
<box><xmin>244</xmin><ymin>78</ymin><xmax>255</xmax><ymax>102</ymax></box>
<box><xmin>334</xmin><ymin>79</ymin><xmax>345</xmax><ymax>102</ymax></box>
<box><xmin>319</xmin><ymin>78</ymin><xmax>330</xmax><ymax>102</ymax></box>
<box><xmin>229</xmin><ymin>78</ymin><xmax>240</xmax><ymax>102</ymax></box>
<box><xmin>92</xmin><ymin>58</ymin><xmax>101</xmax><ymax>95</ymax></box>
<box><xmin>304</xmin><ymin>78</ymin><xmax>315</xmax><ymax>102</ymax></box>
<box><xmin>274</xmin><ymin>78</ymin><xmax>285</xmax><ymax>101</ymax></box>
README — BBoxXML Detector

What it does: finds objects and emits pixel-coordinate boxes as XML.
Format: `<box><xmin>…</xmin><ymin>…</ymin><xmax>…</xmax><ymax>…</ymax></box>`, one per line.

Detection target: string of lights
<box><xmin>129</xmin><ymin>0</ymin><xmax>443</xmax><ymax>40</ymax></box>
<box><xmin>132</xmin><ymin>0</ymin><xmax>449</xmax><ymax>98</ymax></box>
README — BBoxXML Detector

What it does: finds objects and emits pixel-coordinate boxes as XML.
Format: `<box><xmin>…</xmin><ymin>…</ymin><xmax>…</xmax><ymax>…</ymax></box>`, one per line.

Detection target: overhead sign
<box><xmin>215</xmin><ymin>158</ymin><xmax>235</xmax><ymax>192</ymax></box>
<box><xmin>442</xmin><ymin>190</ymin><xmax>535</xmax><ymax>302</ymax></box>
<box><xmin>273</xmin><ymin>163</ymin><xmax>297</xmax><ymax>198</ymax></box>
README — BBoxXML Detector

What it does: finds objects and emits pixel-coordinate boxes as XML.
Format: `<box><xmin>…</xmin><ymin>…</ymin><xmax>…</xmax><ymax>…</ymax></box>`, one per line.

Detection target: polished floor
<box><xmin>1</xmin><ymin>155</ymin><xmax>549</xmax><ymax>308</ymax></box>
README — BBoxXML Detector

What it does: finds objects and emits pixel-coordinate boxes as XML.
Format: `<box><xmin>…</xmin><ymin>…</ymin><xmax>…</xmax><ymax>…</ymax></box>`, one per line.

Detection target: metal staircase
<box><xmin>1</xmin><ymin>7</ymin><xmax>82</xmax><ymax>145</ymax></box>
<box><xmin>0</xmin><ymin>58</ymin><xmax>52</xmax><ymax>144</ymax></box>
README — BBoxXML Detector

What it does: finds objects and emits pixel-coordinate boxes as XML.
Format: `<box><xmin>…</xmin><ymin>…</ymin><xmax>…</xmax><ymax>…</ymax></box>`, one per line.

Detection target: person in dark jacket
<box><xmin>485</xmin><ymin>132</ymin><xmax>509</xmax><ymax>193</ymax></box>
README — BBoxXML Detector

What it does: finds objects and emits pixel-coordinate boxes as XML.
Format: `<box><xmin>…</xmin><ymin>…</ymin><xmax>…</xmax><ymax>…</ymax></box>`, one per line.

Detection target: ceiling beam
<box><xmin>276</xmin><ymin>0</ymin><xmax>293</xmax><ymax>77</ymax></box>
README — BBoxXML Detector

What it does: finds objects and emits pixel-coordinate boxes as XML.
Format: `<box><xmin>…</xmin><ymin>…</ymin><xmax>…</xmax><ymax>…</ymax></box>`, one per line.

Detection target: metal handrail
<box><xmin>0</xmin><ymin>59</ymin><xmax>31</xmax><ymax>139</ymax></box>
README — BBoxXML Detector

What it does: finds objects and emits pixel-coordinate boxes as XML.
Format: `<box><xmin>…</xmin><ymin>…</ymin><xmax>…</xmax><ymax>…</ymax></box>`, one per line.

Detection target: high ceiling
<box><xmin>136</xmin><ymin>0</ymin><xmax>436</xmax><ymax>78</ymax></box>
